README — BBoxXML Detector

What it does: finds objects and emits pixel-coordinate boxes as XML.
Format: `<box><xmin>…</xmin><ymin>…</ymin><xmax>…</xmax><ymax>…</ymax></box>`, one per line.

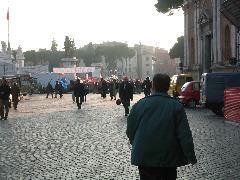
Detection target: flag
<box><xmin>7</xmin><ymin>8</ymin><xmax>9</xmax><ymax>20</ymax></box>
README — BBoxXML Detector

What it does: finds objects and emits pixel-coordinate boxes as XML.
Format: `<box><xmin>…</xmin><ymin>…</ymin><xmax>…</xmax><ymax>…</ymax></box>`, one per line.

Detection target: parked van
<box><xmin>200</xmin><ymin>72</ymin><xmax>240</xmax><ymax>115</ymax></box>
<box><xmin>179</xmin><ymin>81</ymin><xmax>200</xmax><ymax>108</ymax></box>
<box><xmin>169</xmin><ymin>74</ymin><xmax>193</xmax><ymax>97</ymax></box>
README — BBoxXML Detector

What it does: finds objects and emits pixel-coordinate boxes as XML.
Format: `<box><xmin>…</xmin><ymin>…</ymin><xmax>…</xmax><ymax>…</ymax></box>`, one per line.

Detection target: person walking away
<box><xmin>100</xmin><ymin>78</ymin><xmax>108</xmax><ymax>99</ymax></box>
<box><xmin>11</xmin><ymin>83</ymin><xmax>20</xmax><ymax>110</ymax></box>
<box><xmin>126</xmin><ymin>73</ymin><xmax>197</xmax><ymax>180</ymax></box>
<box><xmin>70</xmin><ymin>80</ymin><xmax>75</xmax><ymax>103</ymax></box>
<box><xmin>46</xmin><ymin>82</ymin><xmax>54</xmax><ymax>98</ymax></box>
<box><xmin>54</xmin><ymin>81</ymin><xmax>62</xmax><ymax>98</ymax></box>
<box><xmin>0</xmin><ymin>79</ymin><xmax>11</xmax><ymax>120</ymax></box>
<box><xmin>119</xmin><ymin>76</ymin><xmax>133</xmax><ymax>116</ymax></box>
<box><xmin>111</xmin><ymin>79</ymin><xmax>118</xmax><ymax>100</ymax></box>
<box><xmin>142</xmin><ymin>77</ymin><xmax>152</xmax><ymax>97</ymax></box>
<box><xmin>74</xmin><ymin>79</ymin><xmax>85</xmax><ymax>109</ymax></box>
<box><xmin>109</xmin><ymin>80</ymin><xmax>115</xmax><ymax>100</ymax></box>
<box><xmin>58</xmin><ymin>82</ymin><xmax>63</xmax><ymax>98</ymax></box>
<box><xmin>84</xmin><ymin>81</ymin><xmax>89</xmax><ymax>102</ymax></box>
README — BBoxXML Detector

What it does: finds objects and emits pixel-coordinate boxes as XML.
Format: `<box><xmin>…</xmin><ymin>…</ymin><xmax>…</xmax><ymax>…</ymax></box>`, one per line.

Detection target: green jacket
<box><xmin>126</xmin><ymin>92</ymin><xmax>196</xmax><ymax>167</ymax></box>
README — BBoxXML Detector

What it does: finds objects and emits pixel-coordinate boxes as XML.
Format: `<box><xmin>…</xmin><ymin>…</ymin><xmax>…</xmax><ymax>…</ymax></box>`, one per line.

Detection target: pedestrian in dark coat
<box><xmin>11</xmin><ymin>83</ymin><xmax>20</xmax><ymax>110</ymax></box>
<box><xmin>0</xmin><ymin>79</ymin><xmax>11</xmax><ymax>120</ymax></box>
<box><xmin>54</xmin><ymin>81</ymin><xmax>63</xmax><ymax>98</ymax></box>
<box><xmin>73</xmin><ymin>79</ymin><xmax>85</xmax><ymax>109</ymax></box>
<box><xmin>70</xmin><ymin>80</ymin><xmax>75</xmax><ymax>103</ymax></box>
<box><xmin>126</xmin><ymin>73</ymin><xmax>197</xmax><ymax>180</ymax></box>
<box><xmin>100</xmin><ymin>78</ymin><xmax>108</xmax><ymax>99</ymax></box>
<box><xmin>109</xmin><ymin>79</ymin><xmax>117</xmax><ymax>100</ymax></box>
<box><xmin>142</xmin><ymin>77</ymin><xmax>152</xmax><ymax>97</ymax></box>
<box><xmin>46</xmin><ymin>82</ymin><xmax>54</xmax><ymax>98</ymax></box>
<box><xmin>83</xmin><ymin>82</ymin><xmax>89</xmax><ymax>102</ymax></box>
<box><xmin>119</xmin><ymin>76</ymin><xmax>133</xmax><ymax>116</ymax></box>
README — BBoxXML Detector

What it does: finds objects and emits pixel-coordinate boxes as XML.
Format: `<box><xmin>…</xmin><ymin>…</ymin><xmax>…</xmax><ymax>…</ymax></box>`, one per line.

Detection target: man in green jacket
<box><xmin>126</xmin><ymin>73</ymin><xmax>197</xmax><ymax>180</ymax></box>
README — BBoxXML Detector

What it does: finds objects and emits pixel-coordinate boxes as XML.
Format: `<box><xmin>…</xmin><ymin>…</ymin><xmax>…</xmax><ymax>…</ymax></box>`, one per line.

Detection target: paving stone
<box><xmin>0</xmin><ymin>94</ymin><xmax>240</xmax><ymax>179</ymax></box>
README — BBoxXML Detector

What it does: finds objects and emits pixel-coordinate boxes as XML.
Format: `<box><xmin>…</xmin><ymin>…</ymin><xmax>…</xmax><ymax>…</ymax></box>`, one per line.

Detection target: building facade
<box><xmin>154</xmin><ymin>48</ymin><xmax>177</xmax><ymax>77</ymax></box>
<box><xmin>183</xmin><ymin>0</ymin><xmax>240</xmax><ymax>80</ymax></box>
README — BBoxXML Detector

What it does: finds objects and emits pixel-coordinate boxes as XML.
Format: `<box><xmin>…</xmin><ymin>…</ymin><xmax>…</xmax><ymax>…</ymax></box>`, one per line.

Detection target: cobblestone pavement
<box><xmin>0</xmin><ymin>94</ymin><xmax>240</xmax><ymax>180</ymax></box>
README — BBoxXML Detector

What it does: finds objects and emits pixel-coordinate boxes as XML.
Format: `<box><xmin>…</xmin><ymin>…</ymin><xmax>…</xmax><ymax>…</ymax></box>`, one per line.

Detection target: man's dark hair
<box><xmin>152</xmin><ymin>73</ymin><xmax>170</xmax><ymax>93</ymax></box>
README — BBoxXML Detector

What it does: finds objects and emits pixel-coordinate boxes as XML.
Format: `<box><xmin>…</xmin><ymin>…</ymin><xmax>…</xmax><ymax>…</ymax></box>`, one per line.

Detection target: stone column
<box><xmin>194</xmin><ymin>1</ymin><xmax>198</xmax><ymax>65</ymax></box>
<box><xmin>212</xmin><ymin>0</ymin><xmax>217</xmax><ymax>64</ymax></box>
<box><xmin>217</xmin><ymin>0</ymin><xmax>222</xmax><ymax>63</ymax></box>
<box><xmin>231</xmin><ymin>25</ymin><xmax>236</xmax><ymax>58</ymax></box>
<box><xmin>184</xmin><ymin>4</ymin><xmax>189</xmax><ymax>69</ymax></box>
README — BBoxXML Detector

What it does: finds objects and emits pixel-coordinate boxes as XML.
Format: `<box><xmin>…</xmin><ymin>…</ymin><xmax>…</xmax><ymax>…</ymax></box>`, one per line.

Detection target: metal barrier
<box><xmin>224</xmin><ymin>87</ymin><xmax>240</xmax><ymax>123</ymax></box>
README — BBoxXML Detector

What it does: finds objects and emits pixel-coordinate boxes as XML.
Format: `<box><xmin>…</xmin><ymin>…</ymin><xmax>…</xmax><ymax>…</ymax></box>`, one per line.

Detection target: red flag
<box><xmin>7</xmin><ymin>8</ymin><xmax>9</xmax><ymax>20</ymax></box>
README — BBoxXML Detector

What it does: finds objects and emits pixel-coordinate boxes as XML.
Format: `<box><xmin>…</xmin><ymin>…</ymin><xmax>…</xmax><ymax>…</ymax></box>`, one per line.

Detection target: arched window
<box><xmin>190</xmin><ymin>38</ymin><xmax>195</xmax><ymax>65</ymax></box>
<box><xmin>224</xmin><ymin>25</ymin><xmax>231</xmax><ymax>62</ymax></box>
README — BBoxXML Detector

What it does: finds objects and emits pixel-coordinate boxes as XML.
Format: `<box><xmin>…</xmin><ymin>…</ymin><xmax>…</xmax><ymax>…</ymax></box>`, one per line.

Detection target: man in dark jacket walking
<box><xmin>142</xmin><ymin>77</ymin><xmax>152</xmax><ymax>97</ymax></box>
<box><xmin>119</xmin><ymin>76</ymin><xmax>133</xmax><ymax>116</ymax></box>
<box><xmin>11</xmin><ymin>83</ymin><xmax>20</xmax><ymax>110</ymax></box>
<box><xmin>73</xmin><ymin>79</ymin><xmax>85</xmax><ymax>109</ymax></box>
<box><xmin>46</xmin><ymin>82</ymin><xmax>54</xmax><ymax>98</ymax></box>
<box><xmin>54</xmin><ymin>81</ymin><xmax>63</xmax><ymax>98</ymax></box>
<box><xmin>126</xmin><ymin>73</ymin><xmax>197</xmax><ymax>180</ymax></box>
<box><xmin>0</xmin><ymin>79</ymin><xmax>11</xmax><ymax>120</ymax></box>
<box><xmin>100</xmin><ymin>78</ymin><xmax>108</xmax><ymax>99</ymax></box>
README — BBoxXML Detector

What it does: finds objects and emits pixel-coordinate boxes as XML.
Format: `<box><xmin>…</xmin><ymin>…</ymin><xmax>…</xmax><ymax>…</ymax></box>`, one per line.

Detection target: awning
<box><xmin>220</xmin><ymin>0</ymin><xmax>240</xmax><ymax>28</ymax></box>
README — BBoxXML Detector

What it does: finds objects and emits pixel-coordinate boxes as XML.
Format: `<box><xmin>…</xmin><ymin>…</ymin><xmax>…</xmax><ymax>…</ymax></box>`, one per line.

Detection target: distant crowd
<box><xmin>0</xmin><ymin>74</ymin><xmax>197</xmax><ymax>179</ymax></box>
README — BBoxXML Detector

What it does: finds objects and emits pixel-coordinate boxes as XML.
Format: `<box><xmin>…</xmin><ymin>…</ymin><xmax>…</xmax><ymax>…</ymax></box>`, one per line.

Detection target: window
<box><xmin>146</xmin><ymin>57</ymin><xmax>150</xmax><ymax>61</ymax></box>
<box><xmin>186</xmin><ymin>77</ymin><xmax>193</xmax><ymax>82</ymax></box>
<box><xmin>146</xmin><ymin>64</ymin><xmax>150</xmax><ymax>67</ymax></box>
<box><xmin>192</xmin><ymin>82</ymin><xmax>200</xmax><ymax>91</ymax></box>
<box><xmin>181</xmin><ymin>82</ymin><xmax>190</xmax><ymax>91</ymax></box>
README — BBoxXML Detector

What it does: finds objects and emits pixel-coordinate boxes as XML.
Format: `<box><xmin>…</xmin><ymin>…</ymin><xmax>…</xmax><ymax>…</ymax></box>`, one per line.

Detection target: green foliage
<box><xmin>97</xmin><ymin>42</ymin><xmax>135</xmax><ymax>69</ymax></box>
<box><xmin>155</xmin><ymin>0</ymin><xmax>184</xmax><ymax>14</ymax></box>
<box><xmin>51</xmin><ymin>39</ymin><xmax>58</xmax><ymax>52</ymax></box>
<box><xmin>24</xmin><ymin>50</ymin><xmax>64</xmax><ymax>71</ymax></box>
<box><xmin>169</xmin><ymin>36</ymin><xmax>184</xmax><ymax>60</ymax></box>
<box><xmin>24</xmin><ymin>39</ymin><xmax>135</xmax><ymax>72</ymax></box>
<box><xmin>75</xmin><ymin>42</ymin><xmax>100</xmax><ymax>67</ymax></box>
<box><xmin>64</xmin><ymin>36</ymin><xmax>75</xmax><ymax>58</ymax></box>
<box><xmin>76</xmin><ymin>42</ymin><xmax>135</xmax><ymax>69</ymax></box>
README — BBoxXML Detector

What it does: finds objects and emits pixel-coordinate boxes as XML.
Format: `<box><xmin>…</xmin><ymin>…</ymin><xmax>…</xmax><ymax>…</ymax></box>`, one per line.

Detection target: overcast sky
<box><xmin>0</xmin><ymin>0</ymin><xmax>184</xmax><ymax>52</ymax></box>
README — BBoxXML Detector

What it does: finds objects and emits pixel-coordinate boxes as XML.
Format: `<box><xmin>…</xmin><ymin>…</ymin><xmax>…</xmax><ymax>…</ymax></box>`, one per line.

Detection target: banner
<box><xmin>53</xmin><ymin>67</ymin><xmax>95</xmax><ymax>74</ymax></box>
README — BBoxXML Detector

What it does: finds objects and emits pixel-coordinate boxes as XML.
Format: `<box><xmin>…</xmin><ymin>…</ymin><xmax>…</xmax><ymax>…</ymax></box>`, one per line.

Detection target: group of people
<box><xmin>0</xmin><ymin>78</ymin><xmax>20</xmax><ymax>120</ymax></box>
<box><xmin>98</xmin><ymin>76</ymin><xmax>152</xmax><ymax>116</ymax></box>
<box><xmin>0</xmin><ymin>73</ymin><xmax>197</xmax><ymax>179</ymax></box>
<box><xmin>45</xmin><ymin>81</ymin><xmax>64</xmax><ymax>99</ymax></box>
<box><xmin>72</xmin><ymin>74</ymin><xmax>197</xmax><ymax>180</ymax></box>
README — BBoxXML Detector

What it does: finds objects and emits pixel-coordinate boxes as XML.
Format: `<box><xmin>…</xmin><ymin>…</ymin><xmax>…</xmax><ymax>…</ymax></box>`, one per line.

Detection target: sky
<box><xmin>0</xmin><ymin>0</ymin><xmax>184</xmax><ymax>52</ymax></box>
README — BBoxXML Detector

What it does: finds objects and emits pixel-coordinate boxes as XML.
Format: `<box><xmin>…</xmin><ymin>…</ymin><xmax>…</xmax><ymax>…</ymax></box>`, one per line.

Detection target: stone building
<box><xmin>154</xmin><ymin>48</ymin><xmax>177</xmax><ymax>77</ymax></box>
<box><xmin>183</xmin><ymin>0</ymin><xmax>240</xmax><ymax>80</ymax></box>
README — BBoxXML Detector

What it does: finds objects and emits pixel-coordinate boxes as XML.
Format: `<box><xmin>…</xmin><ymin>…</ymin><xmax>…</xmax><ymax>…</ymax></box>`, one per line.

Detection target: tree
<box><xmin>76</xmin><ymin>42</ymin><xmax>98</xmax><ymax>66</ymax></box>
<box><xmin>169</xmin><ymin>36</ymin><xmax>184</xmax><ymax>72</ymax></box>
<box><xmin>24</xmin><ymin>49</ymin><xmax>64</xmax><ymax>71</ymax></box>
<box><xmin>63</xmin><ymin>36</ymin><xmax>75</xmax><ymax>58</ymax></box>
<box><xmin>51</xmin><ymin>39</ymin><xmax>58</xmax><ymax>52</ymax></box>
<box><xmin>155</xmin><ymin>0</ymin><xmax>184</xmax><ymax>14</ymax></box>
<box><xmin>169</xmin><ymin>36</ymin><xmax>184</xmax><ymax>59</ymax></box>
<box><xmin>97</xmin><ymin>42</ymin><xmax>135</xmax><ymax>70</ymax></box>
